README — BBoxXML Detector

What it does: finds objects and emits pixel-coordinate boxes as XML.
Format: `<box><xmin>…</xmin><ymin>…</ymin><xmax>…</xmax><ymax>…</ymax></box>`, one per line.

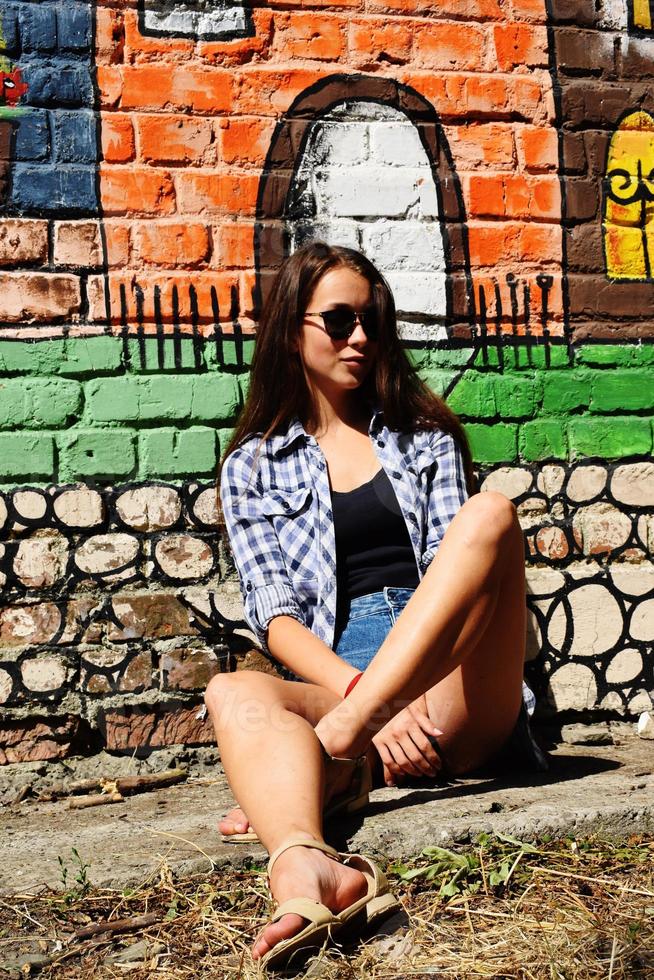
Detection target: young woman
<box><xmin>206</xmin><ymin>241</ymin><xmax>545</xmax><ymax>969</ymax></box>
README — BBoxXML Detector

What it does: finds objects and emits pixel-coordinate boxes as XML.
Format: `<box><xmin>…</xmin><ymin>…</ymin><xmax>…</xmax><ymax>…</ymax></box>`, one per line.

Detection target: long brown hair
<box><xmin>221</xmin><ymin>241</ymin><xmax>476</xmax><ymax>494</ymax></box>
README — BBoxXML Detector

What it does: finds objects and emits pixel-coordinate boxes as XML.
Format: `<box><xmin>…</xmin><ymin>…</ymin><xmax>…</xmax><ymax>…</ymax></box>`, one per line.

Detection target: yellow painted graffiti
<box><xmin>632</xmin><ymin>0</ymin><xmax>653</xmax><ymax>31</ymax></box>
<box><xmin>604</xmin><ymin>110</ymin><xmax>654</xmax><ymax>281</ymax></box>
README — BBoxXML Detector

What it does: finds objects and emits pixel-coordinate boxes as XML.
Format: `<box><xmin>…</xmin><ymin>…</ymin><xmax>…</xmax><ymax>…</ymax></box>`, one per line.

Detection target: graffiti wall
<box><xmin>0</xmin><ymin>0</ymin><xmax>652</xmax><ymax>762</ymax></box>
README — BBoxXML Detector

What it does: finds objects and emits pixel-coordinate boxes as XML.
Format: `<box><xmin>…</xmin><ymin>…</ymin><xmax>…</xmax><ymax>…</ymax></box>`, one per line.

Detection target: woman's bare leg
<box><xmin>315</xmin><ymin>491</ymin><xmax>527</xmax><ymax>763</ymax></box>
<box><xmin>205</xmin><ymin>674</ymin><xmax>368</xmax><ymax>959</ymax></box>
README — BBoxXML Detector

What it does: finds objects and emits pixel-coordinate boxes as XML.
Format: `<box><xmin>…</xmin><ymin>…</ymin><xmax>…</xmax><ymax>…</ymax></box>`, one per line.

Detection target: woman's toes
<box><xmin>218</xmin><ymin>806</ymin><xmax>251</xmax><ymax>835</ymax></box>
<box><xmin>252</xmin><ymin>913</ymin><xmax>306</xmax><ymax>960</ymax></box>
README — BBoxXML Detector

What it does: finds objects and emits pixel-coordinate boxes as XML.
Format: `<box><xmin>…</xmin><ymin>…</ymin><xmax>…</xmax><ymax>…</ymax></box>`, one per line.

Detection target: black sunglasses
<box><xmin>303</xmin><ymin>306</ymin><xmax>379</xmax><ymax>342</ymax></box>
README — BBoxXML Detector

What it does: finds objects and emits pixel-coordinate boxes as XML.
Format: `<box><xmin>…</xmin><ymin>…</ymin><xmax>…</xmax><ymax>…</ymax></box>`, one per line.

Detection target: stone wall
<box><xmin>0</xmin><ymin>0</ymin><xmax>653</xmax><ymax>761</ymax></box>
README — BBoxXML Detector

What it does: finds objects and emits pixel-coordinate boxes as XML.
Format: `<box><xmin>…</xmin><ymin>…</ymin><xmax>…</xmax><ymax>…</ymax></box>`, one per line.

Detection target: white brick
<box><xmin>361</xmin><ymin>221</ymin><xmax>445</xmax><ymax>272</ymax></box>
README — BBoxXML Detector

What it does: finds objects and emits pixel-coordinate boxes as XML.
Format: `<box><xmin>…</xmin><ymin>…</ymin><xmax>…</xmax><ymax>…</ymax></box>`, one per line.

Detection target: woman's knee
<box><xmin>204</xmin><ymin>669</ymin><xmax>273</xmax><ymax>716</ymax></box>
<box><xmin>457</xmin><ymin>491</ymin><xmax>519</xmax><ymax>546</ymax></box>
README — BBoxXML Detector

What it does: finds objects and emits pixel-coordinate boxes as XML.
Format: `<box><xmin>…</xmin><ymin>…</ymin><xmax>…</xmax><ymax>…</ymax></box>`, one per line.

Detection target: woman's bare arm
<box><xmin>267</xmin><ymin>615</ymin><xmax>359</xmax><ymax>698</ymax></box>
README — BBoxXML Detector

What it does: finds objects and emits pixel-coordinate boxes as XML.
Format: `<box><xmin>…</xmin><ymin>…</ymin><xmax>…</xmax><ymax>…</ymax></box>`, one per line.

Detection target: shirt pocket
<box><xmin>260</xmin><ymin>486</ymin><xmax>312</xmax><ymax>518</ymax></box>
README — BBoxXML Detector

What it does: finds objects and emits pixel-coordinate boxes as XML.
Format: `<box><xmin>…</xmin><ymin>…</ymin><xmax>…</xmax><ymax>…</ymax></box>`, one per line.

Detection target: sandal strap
<box><xmin>267</xmin><ymin>837</ymin><xmax>340</xmax><ymax>878</ymax></box>
<box><xmin>271</xmin><ymin>896</ymin><xmax>334</xmax><ymax>926</ymax></box>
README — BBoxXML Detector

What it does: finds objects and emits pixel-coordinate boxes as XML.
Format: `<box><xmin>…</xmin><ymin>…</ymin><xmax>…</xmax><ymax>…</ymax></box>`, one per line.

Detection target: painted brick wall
<box><xmin>0</xmin><ymin>0</ymin><xmax>652</xmax><ymax>762</ymax></box>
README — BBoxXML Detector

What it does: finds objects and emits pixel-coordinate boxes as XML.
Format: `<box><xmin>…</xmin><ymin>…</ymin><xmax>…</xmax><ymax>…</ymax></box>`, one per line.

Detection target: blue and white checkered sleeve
<box><xmin>220</xmin><ymin>445</ymin><xmax>306</xmax><ymax>651</ymax></box>
<box><xmin>421</xmin><ymin>429</ymin><xmax>469</xmax><ymax>570</ymax></box>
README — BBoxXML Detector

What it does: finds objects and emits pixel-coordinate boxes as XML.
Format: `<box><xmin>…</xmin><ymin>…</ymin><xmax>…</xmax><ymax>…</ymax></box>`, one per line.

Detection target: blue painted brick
<box><xmin>10</xmin><ymin>165</ymin><xmax>98</xmax><ymax>213</ymax></box>
<box><xmin>20</xmin><ymin>3</ymin><xmax>58</xmax><ymax>54</ymax></box>
<box><xmin>56</xmin><ymin>3</ymin><xmax>92</xmax><ymax>52</ymax></box>
<box><xmin>0</xmin><ymin>4</ymin><xmax>20</xmax><ymax>55</ymax></box>
<box><xmin>53</xmin><ymin>110</ymin><xmax>96</xmax><ymax>164</ymax></box>
<box><xmin>21</xmin><ymin>63</ymin><xmax>94</xmax><ymax>108</ymax></box>
<box><xmin>13</xmin><ymin>110</ymin><xmax>51</xmax><ymax>161</ymax></box>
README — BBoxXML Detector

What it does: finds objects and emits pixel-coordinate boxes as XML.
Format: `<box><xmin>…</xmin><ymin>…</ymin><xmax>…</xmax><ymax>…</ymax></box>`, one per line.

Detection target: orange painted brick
<box><xmin>235</xmin><ymin>68</ymin><xmax>325</xmax><ymax>115</ymax></box>
<box><xmin>348</xmin><ymin>18</ymin><xmax>412</xmax><ymax>66</ymax></box>
<box><xmin>217</xmin><ymin>223</ymin><xmax>256</xmax><ymax>269</ymax></box>
<box><xmin>95</xmin><ymin>6</ymin><xmax>124</xmax><ymax>66</ymax></box>
<box><xmin>413</xmin><ymin>21</ymin><xmax>488</xmax><ymax>71</ymax></box>
<box><xmin>467</xmin><ymin>223</ymin><xmax>520</xmax><ymax>267</ymax></box>
<box><xmin>513</xmin><ymin>76</ymin><xmax>549</xmax><ymax>124</ymax></box>
<box><xmin>97</xmin><ymin>66</ymin><xmax>123</xmax><ymax>110</ymax></box>
<box><xmin>100</xmin><ymin>167</ymin><xmax>176</xmax><ymax>216</ymax></box>
<box><xmin>199</xmin><ymin>9</ymin><xmax>274</xmax><ymax>64</ymax></box>
<box><xmin>103</xmin><ymin>222</ymin><xmax>131</xmax><ymax>268</ymax></box>
<box><xmin>516</xmin><ymin>125</ymin><xmax>558</xmax><ymax>171</ymax></box>
<box><xmin>101</xmin><ymin>271</ymin><xmax>241</xmax><ymax>327</ymax></box>
<box><xmin>0</xmin><ymin>273</ymin><xmax>81</xmax><ymax>323</ymax></box>
<box><xmin>502</xmin><ymin>174</ymin><xmax>532</xmax><ymax>218</ymax></box>
<box><xmin>464</xmin><ymin>75</ymin><xmax>512</xmax><ymax>116</ymax></box>
<box><xmin>509</xmin><ymin>0</ymin><xmax>548</xmax><ymax>23</ymax></box>
<box><xmin>123</xmin><ymin>8</ymin><xmax>194</xmax><ymax>61</ymax></box>
<box><xmin>133</xmin><ymin>223</ymin><xmax>211</xmax><ymax>267</ymax></box>
<box><xmin>137</xmin><ymin>115</ymin><xmax>217</xmax><ymax>166</ymax></box>
<box><xmin>518</xmin><ymin>223</ymin><xmax>562</xmax><ymax>263</ymax></box>
<box><xmin>220</xmin><ymin>117</ymin><xmax>276</xmax><ymax>168</ymax></box>
<box><xmin>176</xmin><ymin>173</ymin><xmax>259</xmax><ymax>216</ymax></box>
<box><xmin>399</xmin><ymin>72</ymin><xmax>468</xmax><ymax>118</ymax></box>
<box><xmin>274</xmin><ymin>12</ymin><xmax>345</xmax><ymax>61</ymax></box>
<box><xmin>466</xmin><ymin>174</ymin><xmax>506</xmax><ymax>217</ymax></box>
<box><xmin>101</xmin><ymin>113</ymin><xmax>135</xmax><ymax>163</ymax></box>
<box><xmin>449</xmin><ymin>123</ymin><xmax>515</xmax><ymax>169</ymax></box>
<box><xmin>53</xmin><ymin>221</ymin><xmax>103</xmax><ymax>268</ymax></box>
<box><xmin>368</xmin><ymin>0</ymin><xmax>502</xmax><ymax>16</ymax></box>
<box><xmin>120</xmin><ymin>65</ymin><xmax>232</xmax><ymax>114</ymax></box>
<box><xmin>0</xmin><ymin>220</ymin><xmax>48</xmax><ymax>266</ymax></box>
<box><xmin>172</xmin><ymin>67</ymin><xmax>233</xmax><ymax>114</ymax></box>
<box><xmin>493</xmin><ymin>24</ymin><xmax>548</xmax><ymax>70</ymax></box>
<box><xmin>530</xmin><ymin>175</ymin><xmax>561</xmax><ymax>219</ymax></box>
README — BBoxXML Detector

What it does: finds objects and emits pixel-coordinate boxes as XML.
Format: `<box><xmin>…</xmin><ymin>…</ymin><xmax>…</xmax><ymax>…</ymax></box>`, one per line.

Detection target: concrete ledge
<box><xmin>0</xmin><ymin>736</ymin><xmax>652</xmax><ymax>894</ymax></box>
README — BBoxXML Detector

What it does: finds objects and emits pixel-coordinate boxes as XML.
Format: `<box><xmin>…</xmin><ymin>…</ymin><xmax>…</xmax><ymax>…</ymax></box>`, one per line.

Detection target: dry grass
<box><xmin>1</xmin><ymin>835</ymin><xmax>652</xmax><ymax>979</ymax></box>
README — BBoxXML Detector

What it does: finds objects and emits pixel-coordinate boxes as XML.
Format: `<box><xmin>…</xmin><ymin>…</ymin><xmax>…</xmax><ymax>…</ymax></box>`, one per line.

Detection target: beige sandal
<box><xmin>221</xmin><ymin>750</ymin><xmax>372</xmax><ymax>845</ymax></box>
<box><xmin>258</xmin><ymin>837</ymin><xmax>402</xmax><ymax>971</ymax></box>
<box><xmin>259</xmin><ymin>838</ymin><xmax>341</xmax><ymax>971</ymax></box>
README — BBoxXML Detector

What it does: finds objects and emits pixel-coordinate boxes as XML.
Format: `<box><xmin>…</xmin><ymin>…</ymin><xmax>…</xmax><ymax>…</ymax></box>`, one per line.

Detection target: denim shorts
<box><xmin>333</xmin><ymin>587</ymin><xmax>549</xmax><ymax>774</ymax></box>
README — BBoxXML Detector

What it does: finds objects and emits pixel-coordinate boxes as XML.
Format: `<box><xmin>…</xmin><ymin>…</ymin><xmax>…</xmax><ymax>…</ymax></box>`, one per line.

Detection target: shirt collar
<box><xmin>270</xmin><ymin>404</ymin><xmax>386</xmax><ymax>456</ymax></box>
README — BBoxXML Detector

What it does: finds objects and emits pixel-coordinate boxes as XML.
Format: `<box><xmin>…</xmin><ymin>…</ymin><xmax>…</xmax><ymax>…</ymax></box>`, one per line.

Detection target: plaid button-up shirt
<box><xmin>220</xmin><ymin>409</ymin><xmax>469</xmax><ymax>655</ymax></box>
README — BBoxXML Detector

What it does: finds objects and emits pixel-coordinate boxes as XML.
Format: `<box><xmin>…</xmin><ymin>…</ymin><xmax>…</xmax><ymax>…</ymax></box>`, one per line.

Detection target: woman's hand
<box><xmin>372</xmin><ymin>694</ymin><xmax>443</xmax><ymax>786</ymax></box>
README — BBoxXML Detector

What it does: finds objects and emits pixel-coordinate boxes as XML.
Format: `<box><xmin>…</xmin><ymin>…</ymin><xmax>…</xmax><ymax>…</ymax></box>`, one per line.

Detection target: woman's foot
<box><xmin>219</xmin><ymin>806</ymin><xmax>252</xmax><ymax>837</ymax></box>
<box><xmin>219</xmin><ymin>751</ymin><xmax>375</xmax><ymax>838</ymax></box>
<box><xmin>252</xmin><ymin>839</ymin><xmax>368</xmax><ymax>961</ymax></box>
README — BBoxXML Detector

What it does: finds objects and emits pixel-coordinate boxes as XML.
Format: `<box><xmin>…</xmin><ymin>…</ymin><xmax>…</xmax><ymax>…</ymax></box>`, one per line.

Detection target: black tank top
<box><xmin>331</xmin><ymin>467</ymin><xmax>420</xmax><ymax>605</ymax></box>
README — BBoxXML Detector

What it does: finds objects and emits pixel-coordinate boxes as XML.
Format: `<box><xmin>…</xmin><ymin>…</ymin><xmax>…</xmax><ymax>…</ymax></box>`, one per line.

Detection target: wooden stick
<box><xmin>74</xmin><ymin>912</ymin><xmax>159</xmax><ymax>940</ymax></box>
<box><xmin>114</xmin><ymin>769</ymin><xmax>187</xmax><ymax>793</ymax></box>
<box><xmin>68</xmin><ymin>792</ymin><xmax>124</xmax><ymax>810</ymax></box>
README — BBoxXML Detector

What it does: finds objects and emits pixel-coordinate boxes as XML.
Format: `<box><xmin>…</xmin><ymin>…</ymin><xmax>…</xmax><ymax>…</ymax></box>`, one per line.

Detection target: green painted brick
<box><xmin>205</xmin><ymin>337</ymin><xmax>255</xmax><ymax>370</ymax></box>
<box><xmin>139</xmin><ymin>376</ymin><xmax>194</xmax><ymax>420</ymax></box>
<box><xmin>589</xmin><ymin>370</ymin><xmax>654</xmax><ymax>412</ymax></box>
<box><xmin>125</xmin><ymin>337</ymin><xmax>207</xmax><ymax>373</ymax></box>
<box><xmin>191</xmin><ymin>375</ymin><xmax>241</xmax><ymax>422</ymax></box>
<box><xmin>25</xmin><ymin>379</ymin><xmax>82</xmax><ymax>428</ymax></box>
<box><xmin>509</xmin><ymin>343</ymin><xmax>572</xmax><ymax>370</ymax></box>
<box><xmin>464</xmin><ymin>423</ymin><xmax>518</xmax><ymax>464</ymax></box>
<box><xmin>217</xmin><ymin>427</ymin><xmax>236</xmax><ymax>461</ymax></box>
<box><xmin>139</xmin><ymin>427</ymin><xmax>217</xmax><ymax>478</ymax></box>
<box><xmin>519</xmin><ymin>420</ymin><xmax>567</xmax><ymax>460</ymax></box>
<box><xmin>406</xmin><ymin>348</ymin><xmax>432</xmax><ymax>369</ymax></box>
<box><xmin>426</xmin><ymin>347</ymin><xmax>478</xmax><ymax>368</ymax></box>
<box><xmin>493</xmin><ymin>374</ymin><xmax>539</xmax><ymax>419</ymax></box>
<box><xmin>0</xmin><ymin>381</ymin><xmax>30</xmax><ymax>429</ymax></box>
<box><xmin>574</xmin><ymin>344</ymin><xmax>654</xmax><ymax>368</ymax></box>
<box><xmin>85</xmin><ymin>378</ymin><xmax>140</xmax><ymax>422</ymax></box>
<box><xmin>420</xmin><ymin>368</ymin><xmax>458</xmax><ymax>397</ymax></box>
<box><xmin>568</xmin><ymin>418</ymin><xmax>652</xmax><ymax>459</ymax></box>
<box><xmin>541</xmin><ymin>372</ymin><xmax>590</xmax><ymax>413</ymax></box>
<box><xmin>57</xmin><ymin>337</ymin><xmax>123</xmax><ymax>375</ymax></box>
<box><xmin>0</xmin><ymin>433</ymin><xmax>54</xmax><ymax>478</ymax></box>
<box><xmin>447</xmin><ymin>372</ymin><xmax>496</xmax><ymax>418</ymax></box>
<box><xmin>58</xmin><ymin>429</ymin><xmax>137</xmax><ymax>480</ymax></box>
<box><xmin>0</xmin><ymin>340</ymin><xmax>64</xmax><ymax>375</ymax></box>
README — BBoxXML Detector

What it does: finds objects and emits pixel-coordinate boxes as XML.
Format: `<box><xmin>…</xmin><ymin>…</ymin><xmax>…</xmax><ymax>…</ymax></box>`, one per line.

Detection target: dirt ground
<box><xmin>0</xmin><ymin>730</ymin><xmax>652</xmax><ymax>895</ymax></box>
